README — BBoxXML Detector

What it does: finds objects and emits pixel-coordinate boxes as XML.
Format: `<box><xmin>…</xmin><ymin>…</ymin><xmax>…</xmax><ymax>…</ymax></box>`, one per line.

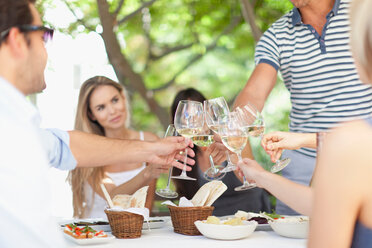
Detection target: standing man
<box><xmin>0</xmin><ymin>0</ymin><xmax>194</xmax><ymax>247</ymax></box>
<box><xmin>234</xmin><ymin>0</ymin><xmax>372</xmax><ymax>214</ymax></box>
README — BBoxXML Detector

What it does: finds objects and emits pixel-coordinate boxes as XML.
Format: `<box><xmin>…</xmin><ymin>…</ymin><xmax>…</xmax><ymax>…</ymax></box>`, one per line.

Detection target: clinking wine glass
<box><xmin>173</xmin><ymin>100</ymin><xmax>204</xmax><ymax>181</ymax></box>
<box><xmin>191</xmin><ymin>129</ymin><xmax>226</xmax><ymax>181</ymax></box>
<box><xmin>204</xmin><ymin>97</ymin><xmax>236</xmax><ymax>173</ymax></box>
<box><xmin>155</xmin><ymin>124</ymin><xmax>179</xmax><ymax>199</ymax></box>
<box><xmin>219</xmin><ymin>111</ymin><xmax>256</xmax><ymax>191</ymax></box>
<box><xmin>236</xmin><ymin>103</ymin><xmax>291</xmax><ymax>173</ymax></box>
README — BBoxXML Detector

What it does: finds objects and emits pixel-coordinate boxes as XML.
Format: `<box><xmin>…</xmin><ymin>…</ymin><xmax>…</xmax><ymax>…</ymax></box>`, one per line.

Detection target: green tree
<box><xmin>43</xmin><ymin>0</ymin><xmax>291</xmax><ymax>134</ymax></box>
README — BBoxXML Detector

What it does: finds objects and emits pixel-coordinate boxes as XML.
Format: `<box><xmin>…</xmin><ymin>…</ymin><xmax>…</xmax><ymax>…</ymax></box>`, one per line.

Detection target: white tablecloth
<box><xmin>67</xmin><ymin>222</ymin><xmax>307</xmax><ymax>248</ymax></box>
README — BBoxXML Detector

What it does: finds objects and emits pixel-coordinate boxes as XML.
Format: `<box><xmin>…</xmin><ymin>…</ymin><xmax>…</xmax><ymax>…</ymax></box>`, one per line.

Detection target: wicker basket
<box><xmin>104</xmin><ymin>209</ymin><xmax>144</xmax><ymax>239</ymax></box>
<box><xmin>168</xmin><ymin>205</ymin><xmax>214</xmax><ymax>235</ymax></box>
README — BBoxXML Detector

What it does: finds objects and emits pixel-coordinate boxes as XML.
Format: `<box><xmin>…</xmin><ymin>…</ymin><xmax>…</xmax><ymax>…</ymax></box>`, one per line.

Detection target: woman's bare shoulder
<box><xmin>327</xmin><ymin>120</ymin><xmax>372</xmax><ymax>149</ymax></box>
<box><xmin>143</xmin><ymin>131</ymin><xmax>159</xmax><ymax>141</ymax></box>
<box><xmin>322</xmin><ymin>119</ymin><xmax>372</xmax><ymax>174</ymax></box>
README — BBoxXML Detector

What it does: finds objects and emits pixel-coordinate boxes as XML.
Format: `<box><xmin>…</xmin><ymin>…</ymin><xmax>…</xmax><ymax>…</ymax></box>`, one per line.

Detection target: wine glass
<box><xmin>173</xmin><ymin>100</ymin><xmax>204</xmax><ymax>180</ymax></box>
<box><xmin>204</xmin><ymin>97</ymin><xmax>236</xmax><ymax>173</ymax></box>
<box><xmin>191</xmin><ymin>128</ymin><xmax>226</xmax><ymax>181</ymax></box>
<box><xmin>155</xmin><ymin>124</ymin><xmax>179</xmax><ymax>199</ymax></box>
<box><xmin>219</xmin><ymin>111</ymin><xmax>256</xmax><ymax>191</ymax></box>
<box><xmin>236</xmin><ymin>103</ymin><xmax>291</xmax><ymax>173</ymax></box>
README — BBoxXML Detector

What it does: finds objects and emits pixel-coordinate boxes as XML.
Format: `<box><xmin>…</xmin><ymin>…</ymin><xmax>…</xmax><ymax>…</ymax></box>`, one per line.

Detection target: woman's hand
<box><xmin>261</xmin><ymin>131</ymin><xmax>316</xmax><ymax>162</ymax></box>
<box><xmin>237</xmin><ymin>158</ymin><xmax>267</xmax><ymax>187</ymax></box>
<box><xmin>206</xmin><ymin>135</ymin><xmax>228</xmax><ymax>165</ymax></box>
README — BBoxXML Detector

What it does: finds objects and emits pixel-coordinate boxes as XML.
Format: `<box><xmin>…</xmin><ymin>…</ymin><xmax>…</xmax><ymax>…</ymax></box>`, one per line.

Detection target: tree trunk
<box><xmin>240</xmin><ymin>0</ymin><xmax>262</xmax><ymax>42</ymax></box>
<box><xmin>96</xmin><ymin>0</ymin><xmax>170</xmax><ymax>128</ymax></box>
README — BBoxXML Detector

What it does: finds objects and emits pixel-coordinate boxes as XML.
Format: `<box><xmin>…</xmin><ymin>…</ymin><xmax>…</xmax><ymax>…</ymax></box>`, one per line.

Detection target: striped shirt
<box><xmin>255</xmin><ymin>0</ymin><xmax>372</xmax><ymax>157</ymax></box>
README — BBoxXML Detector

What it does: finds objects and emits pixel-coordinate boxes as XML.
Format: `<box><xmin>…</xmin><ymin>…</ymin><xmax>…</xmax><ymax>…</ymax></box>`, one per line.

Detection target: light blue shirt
<box><xmin>38</xmin><ymin>128</ymin><xmax>77</xmax><ymax>170</ymax></box>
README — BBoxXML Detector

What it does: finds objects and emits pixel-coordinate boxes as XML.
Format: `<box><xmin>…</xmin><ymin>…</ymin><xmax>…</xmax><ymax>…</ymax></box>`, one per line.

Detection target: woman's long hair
<box><xmin>350</xmin><ymin>0</ymin><xmax>372</xmax><ymax>82</ymax></box>
<box><xmin>67</xmin><ymin>76</ymin><xmax>131</xmax><ymax>218</ymax></box>
<box><xmin>170</xmin><ymin>88</ymin><xmax>207</xmax><ymax>199</ymax></box>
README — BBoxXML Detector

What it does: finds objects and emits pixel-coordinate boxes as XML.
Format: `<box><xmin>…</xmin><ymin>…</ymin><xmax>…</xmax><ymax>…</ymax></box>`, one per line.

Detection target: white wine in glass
<box><xmin>221</xmin><ymin>136</ymin><xmax>249</xmax><ymax>154</ymax></box>
<box><xmin>219</xmin><ymin>112</ymin><xmax>256</xmax><ymax>191</ymax></box>
<box><xmin>177</xmin><ymin>127</ymin><xmax>203</xmax><ymax>138</ymax></box>
<box><xmin>190</xmin><ymin>134</ymin><xmax>214</xmax><ymax>147</ymax></box>
<box><xmin>236</xmin><ymin>104</ymin><xmax>290</xmax><ymax>174</ymax></box>
<box><xmin>191</xmin><ymin>131</ymin><xmax>226</xmax><ymax>181</ymax></box>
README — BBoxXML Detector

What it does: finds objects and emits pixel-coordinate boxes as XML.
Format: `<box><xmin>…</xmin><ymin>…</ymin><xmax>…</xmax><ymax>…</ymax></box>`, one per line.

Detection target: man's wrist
<box><xmin>140</xmin><ymin>140</ymin><xmax>155</xmax><ymax>163</ymax></box>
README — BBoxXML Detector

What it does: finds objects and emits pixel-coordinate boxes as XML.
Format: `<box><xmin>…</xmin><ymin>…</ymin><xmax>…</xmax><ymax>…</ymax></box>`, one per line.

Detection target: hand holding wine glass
<box><xmin>173</xmin><ymin>100</ymin><xmax>204</xmax><ymax>180</ymax></box>
<box><xmin>261</xmin><ymin>131</ymin><xmax>317</xmax><ymax>163</ymax></box>
<box><xmin>219</xmin><ymin>111</ymin><xmax>256</xmax><ymax>191</ymax></box>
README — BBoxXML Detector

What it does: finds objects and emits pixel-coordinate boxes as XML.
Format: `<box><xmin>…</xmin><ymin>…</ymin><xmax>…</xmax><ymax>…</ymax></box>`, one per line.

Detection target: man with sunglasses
<box><xmin>0</xmin><ymin>1</ymin><xmax>195</xmax><ymax>247</ymax></box>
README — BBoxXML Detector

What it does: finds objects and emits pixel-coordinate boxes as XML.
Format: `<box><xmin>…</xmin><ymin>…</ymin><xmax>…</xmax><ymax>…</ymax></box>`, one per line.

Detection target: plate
<box><xmin>142</xmin><ymin>217</ymin><xmax>169</xmax><ymax>230</ymax></box>
<box><xmin>59</xmin><ymin>218</ymin><xmax>111</xmax><ymax>232</ymax></box>
<box><xmin>269</xmin><ymin>216</ymin><xmax>309</xmax><ymax>239</ymax></box>
<box><xmin>63</xmin><ymin>232</ymin><xmax>115</xmax><ymax>245</ymax></box>
<box><xmin>256</xmin><ymin>223</ymin><xmax>271</xmax><ymax>231</ymax></box>
<box><xmin>194</xmin><ymin>220</ymin><xmax>257</xmax><ymax>240</ymax></box>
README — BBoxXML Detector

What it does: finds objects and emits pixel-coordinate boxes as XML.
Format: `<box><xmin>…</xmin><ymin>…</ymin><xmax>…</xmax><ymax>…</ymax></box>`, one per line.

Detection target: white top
<box><xmin>0</xmin><ymin>77</ymin><xmax>67</xmax><ymax>248</ymax></box>
<box><xmin>85</xmin><ymin>131</ymin><xmax>146</xmax><ymax>219</ymax></box>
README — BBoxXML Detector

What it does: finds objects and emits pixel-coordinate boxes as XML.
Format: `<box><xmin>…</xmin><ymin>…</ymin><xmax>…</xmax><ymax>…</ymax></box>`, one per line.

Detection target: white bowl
<box><xmin>269</xmin><ymin>216</ymin><xmax>309</xmax><ymax>239</ymax></box>
<box><xmin>194</xmin><ymin>220</ymin><xmax>257</xmax><ymax>240</ymax></box>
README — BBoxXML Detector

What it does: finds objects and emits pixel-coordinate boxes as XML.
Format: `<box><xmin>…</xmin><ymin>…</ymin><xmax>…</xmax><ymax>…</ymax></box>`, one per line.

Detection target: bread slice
<box><xmin>112</xmin><ymin>194</ymin><xmax>131</xmax><ymax>209</ymax></box>
<box><xmin>129</xmin><ymin>186</ymin><xmax>148</xmax><ymax>208</ymax></box>
<box><xmin>191</xmin><ymin>185</ymin><xmax>210</xmax><ymax>206</ymax></box>
<box><xmin>204</xmin><ymin>181</ymin><xmax>227</xmax><ymax>206</ymax></box>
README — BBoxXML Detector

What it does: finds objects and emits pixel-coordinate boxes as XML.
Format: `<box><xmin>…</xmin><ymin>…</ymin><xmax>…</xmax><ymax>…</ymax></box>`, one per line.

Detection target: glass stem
<box><xmin>180</xmin><ymin>149</ymin><xmax>188</xmax><ymax>176</ymax></box>
<box><xmin>236</xmin><ymin>151</ymin><xmax>248</xmax><ymax>185</ymax></box>
<box><xmin>236</xmin><ymin>151</ymin><xmax>243</xmax><ymax>162</ymax></box>
<box><xmin>165</xmin><ymin>167</ymin><xmax>173</xmax><ymax>190</ymax></box>
<box><xmin>226</xmin><ymin>151</ymin><xmax>233</xmax><ymax>164</ymax></box>
<box><xmin>242</xmin><ymin>176</ymin><xmax>249</xmax><ymax>186</ymax></box>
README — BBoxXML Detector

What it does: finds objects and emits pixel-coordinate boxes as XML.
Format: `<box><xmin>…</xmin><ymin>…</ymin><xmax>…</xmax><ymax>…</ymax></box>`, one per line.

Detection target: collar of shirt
<box><xmin>292</xmin><ymin>0</ymin><xmax>341</xmax><ymax>25</ymax></box>
<box><xmin>0</xmin><ymin>76</ymin><xmax>41</xmax><ymax>127</ymax></box>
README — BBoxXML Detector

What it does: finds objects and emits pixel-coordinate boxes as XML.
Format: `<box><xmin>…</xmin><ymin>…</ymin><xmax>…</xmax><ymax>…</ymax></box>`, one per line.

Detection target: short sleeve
<box><xmin>38</xmin><ymin>128</ymin><xmax>77</xmax><ymax>170</ymax></box>
<box><xmin>254</xmin><ymin>27</ymin><xmax>280</xmax><ymax>71</ymax></box>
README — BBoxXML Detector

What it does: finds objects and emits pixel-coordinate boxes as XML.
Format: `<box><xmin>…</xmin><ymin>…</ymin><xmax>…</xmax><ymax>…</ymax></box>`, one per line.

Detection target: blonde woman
<box><xmin>68</xmin><ymin>76</ymin><xmax>164</xmax><ymax>218</ymax></box>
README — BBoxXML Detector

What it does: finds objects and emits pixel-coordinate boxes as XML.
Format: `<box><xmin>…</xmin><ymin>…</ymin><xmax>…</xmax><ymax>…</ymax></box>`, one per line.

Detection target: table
<box><xmin>67</xmin><ymin>222</ymin><xmax>307</xmax><ymax>248</ymax></box>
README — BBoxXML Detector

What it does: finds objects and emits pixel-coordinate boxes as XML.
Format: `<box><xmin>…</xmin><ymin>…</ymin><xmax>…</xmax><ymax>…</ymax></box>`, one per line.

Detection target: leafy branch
<box><xmin>152</xmin><ymin>16</ymin><xmax>242</xmax><ymax>92</ymax></box>
<box><xmin>62</xmin><ymin>0</ymin><xmax>96</xmax><ymax>32</ymax></box>
<box><xmin>117</xmin><ymin>0</ymin><xmax>157</xmax><ymax>25</ymax></box>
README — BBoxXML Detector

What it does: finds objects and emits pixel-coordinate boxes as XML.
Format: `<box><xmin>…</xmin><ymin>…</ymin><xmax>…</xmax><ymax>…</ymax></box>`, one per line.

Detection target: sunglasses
<box><xmin>0</xmin><ymin>25</ymin><xmax>54</xmax><ymax>44</ymax></box>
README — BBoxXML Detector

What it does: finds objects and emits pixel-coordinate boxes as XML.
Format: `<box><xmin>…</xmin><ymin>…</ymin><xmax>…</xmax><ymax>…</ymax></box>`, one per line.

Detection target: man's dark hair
<box><xmin>0</xmin><ymin>0</ymin><xmax>36</xmax><ymax>44</ymax></box>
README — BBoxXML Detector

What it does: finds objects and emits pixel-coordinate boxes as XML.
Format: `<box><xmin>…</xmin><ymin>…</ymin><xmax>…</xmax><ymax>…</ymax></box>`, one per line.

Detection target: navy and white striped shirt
<box><xmin>255</xmin><ymin>0</ymin><xmax>372</xmax><ymax>157</ymax></box>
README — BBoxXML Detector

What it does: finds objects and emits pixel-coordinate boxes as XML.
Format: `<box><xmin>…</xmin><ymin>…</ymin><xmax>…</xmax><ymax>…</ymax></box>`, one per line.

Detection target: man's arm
<box><xmin>233</xmin><ymin>63</ymin><xmax>278</xmax><ymax>111</ymax></box>
<box><xmin>68</xmin><ymin>130</ymin><xmax>195</xmax><ymax>169</ymax></box>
